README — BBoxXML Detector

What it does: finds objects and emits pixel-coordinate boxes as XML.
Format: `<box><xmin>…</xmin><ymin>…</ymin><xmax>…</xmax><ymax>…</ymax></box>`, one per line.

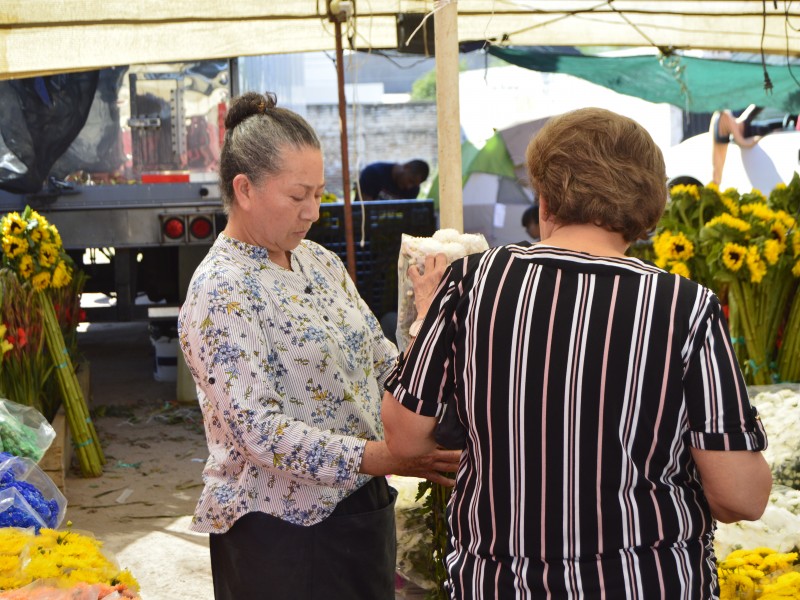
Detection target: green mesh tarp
<box><xmin>488</xmin><ymin>46</ymin><xmax>800</xmax><ymax>113</ymax></box>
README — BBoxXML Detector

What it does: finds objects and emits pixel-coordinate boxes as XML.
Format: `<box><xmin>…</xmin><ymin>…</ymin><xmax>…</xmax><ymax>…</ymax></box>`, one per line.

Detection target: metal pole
<box><xmin>434</xmin><ymin>0</ymin><xmax>463</xmax><ymax>232</ymax></box>
<box><xmin>334</xmin><ymin>17</ymin><xmax>357</xmax><ymax>280</ymax></box>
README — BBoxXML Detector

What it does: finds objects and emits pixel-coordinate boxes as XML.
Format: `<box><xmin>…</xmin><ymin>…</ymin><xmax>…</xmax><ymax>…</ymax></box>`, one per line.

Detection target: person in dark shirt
<box><xmin>382</xmin><ymin>107</ymin><xmax>771</xmax><ymax>599</ymax></box>
<box><xmin>357</xmin><ymin>160</ymin><xmax>430</xmax><ymax>200</ymax></box>
<box><xmin>521</xmin><ymin>203</ymin><xmax>540</xmax><ymax>240</ymax></box>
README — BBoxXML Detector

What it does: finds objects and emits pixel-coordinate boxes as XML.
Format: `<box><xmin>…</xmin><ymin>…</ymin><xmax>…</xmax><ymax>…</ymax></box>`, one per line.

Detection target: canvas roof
<box><xmin>2</xmin><ymin>2</ymin><xmax>800</xmax><ymax>80</ymax></box>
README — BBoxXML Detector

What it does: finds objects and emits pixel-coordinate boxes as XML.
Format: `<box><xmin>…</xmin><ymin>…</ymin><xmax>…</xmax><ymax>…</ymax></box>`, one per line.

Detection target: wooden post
<box><xmin>434</xmin><ymin>0</ymin><xmax>463</xmax><ymax>232</ymax></box>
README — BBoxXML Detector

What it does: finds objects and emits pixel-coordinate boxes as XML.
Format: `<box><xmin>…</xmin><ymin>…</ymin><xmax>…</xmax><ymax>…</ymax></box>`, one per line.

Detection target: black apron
<box><xmin>209</xmin><ymin>476</ymin><xmax>398</xmax><ymax>599</ymax></box>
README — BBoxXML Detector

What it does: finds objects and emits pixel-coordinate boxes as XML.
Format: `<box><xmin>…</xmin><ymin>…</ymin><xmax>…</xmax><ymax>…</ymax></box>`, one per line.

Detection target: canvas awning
<box><xmin>2</xmin><ymin>2</ymin><xmax>800</xmax><ymax>80</ymax></box>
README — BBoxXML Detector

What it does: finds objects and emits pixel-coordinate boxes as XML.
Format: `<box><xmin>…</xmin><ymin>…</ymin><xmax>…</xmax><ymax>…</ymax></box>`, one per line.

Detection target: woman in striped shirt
<box><xmin>383</xmin><ymin>107</ymin><xmax>771</xmax><ymax>599</ymax></box>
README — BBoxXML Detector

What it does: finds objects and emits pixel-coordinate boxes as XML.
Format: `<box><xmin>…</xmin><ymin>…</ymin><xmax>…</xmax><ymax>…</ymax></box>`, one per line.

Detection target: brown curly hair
<box><xmin>526</xmin><ymin>107</ymin><xmax>667</xmax><ymax>242</ymax></box>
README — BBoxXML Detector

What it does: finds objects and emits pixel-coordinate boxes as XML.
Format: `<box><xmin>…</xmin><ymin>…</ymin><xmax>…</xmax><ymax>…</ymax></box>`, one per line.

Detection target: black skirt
<box><xmin>209</xmin><ymin>476</ymin><xmax>398</xmax><ymax>600</ymax></box>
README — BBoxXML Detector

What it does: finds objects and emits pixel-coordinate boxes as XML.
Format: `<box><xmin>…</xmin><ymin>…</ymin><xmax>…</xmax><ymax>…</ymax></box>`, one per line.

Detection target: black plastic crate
<box><xmin>306</xmin><ymin>200</ymin><xmax>436</xmax><ymax>318</ymax></box>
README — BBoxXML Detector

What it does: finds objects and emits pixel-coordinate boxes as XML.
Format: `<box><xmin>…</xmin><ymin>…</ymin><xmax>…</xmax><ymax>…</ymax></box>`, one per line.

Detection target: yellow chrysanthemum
<box><xmin>793</xmin><ymin>259</ymin><xmax>800</xmax><ymax>277</ymax></box>
<box><xmin>773</xmin><ymin>182</ymin><xmax>787</xmax><ymax>190</ymax></box>
<box><xmin>0</xmin><ymin>213</ymin><xmax>26</xmax><ymax>237</ymax></box>
<box><xmin>763</xmin><ymin>239</ymin><xmax>784</xmax><ymax>265</ymax></box>
<box><xmin>706</xmin><ymin>213</ymin><xmax>751</xmax><ymax>233</ymax></box>
<box><xmin>18</xmin><ymin>254</ymin><xmax>34</xmax><ymax>279</ymax></box>
<box><xmin>114</xmin><ymin>569</ymin><xmax>140</xmax><ymax>591</ymax></box>
<box><xmin>31</xmin><ymin>271</ymin><xmax>51</xmax><ymax>291</ymax></box>
<box><xmin>0</xmin><ymin>530</ymin><xmax>31</xmax><ymax>555</ymax></box>
<box><xmin>669</xmin><ymin>262</ymin><xmax>691</xmax><ymax>278</ymax></box>
<box><xmin>705</xmin><ymin>182</ymin><xmax>720</xmax><ymax>192</ymax></box>
<box><xmin>746</xmin><ymin>246</ymin><xmax>767</xmax><ymax>283</ymax></box>
<box><xmin>749</xmin><ymin>188</ymin><xmax>767</xmax><ymax>201</ymax></box>
<box><xmin>1</xmin><ymin>235</ymin><xmax>29</xmax><ymax>258</ymax></box>
<box><xmin>51</xmin><ymin>260</ymin><xmax>72</xmax><ymax>288</ymax></box>
<box><xmin>722</xmin><ymin>243</ymin><xmax>747</xmax><ymax>272</ymax></box>
<box><xmin>0</xmin><ymin>554</ymin><xmax>20</xmax><ymax>573</ymax></box>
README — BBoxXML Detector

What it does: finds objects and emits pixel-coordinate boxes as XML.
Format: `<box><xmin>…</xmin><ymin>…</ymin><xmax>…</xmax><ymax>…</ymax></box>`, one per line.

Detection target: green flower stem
<box><xmin>730</xmin><ymin>280</ymin><xmax>772</xmax><ymax>385</ymax></box>
<box><xmin>777</xmin><ymin>288</ymin><xmax>800</xmax><ymax>382</ymax></box>
<box><xmin>38</xmin><ymin>291</ymin><xmax>104</xmax><ymax>477</ymax></box>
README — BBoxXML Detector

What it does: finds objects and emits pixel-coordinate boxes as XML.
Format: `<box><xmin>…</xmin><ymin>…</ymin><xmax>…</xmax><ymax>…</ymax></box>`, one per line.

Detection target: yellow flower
<box><xmin>0</xmin><ymin>213</ymin><xmax>26</xmax><ymax>237</ymax></box>
<box><xmin>722</xmin><ymin>243</ymin><xmax>747</xmax><ymax>272</ymax></box>
<box><xmin>669</xmin><ymin>262</ymin><xmax>691</xmax><ymax>278</ymax></box>
<box><xmin>706</xmin><ymin>213</ymin><xmax>751</xmax><ymax>233</ymax></box>
<box><xmin>774</xmin><ymin>182</ymin><xmax>787</xmax><ymax>190</ymax></box>
<box><xmin>18</xmin><ymin>254</ymin><xmax>33</xmax><ymax>279</ymax></box>
<box><xmin>720</xmin><ymin>190</ymin><xmax>740</xmax><ymax>216</ymax></box>
<box><xmin>763</xmin><ymin>239</ymin><xmax>784</xmax><ymax>265</ymax></box>
<box><xmin>670</xmin><ymin>184</ymin><xmax>700</xmax><ymax>199</ymax></box>
<box><xmin>51</xmin><ymin>260</ymin><xmax>72</xmax><ymax>288</ymax></box>
<box><xmin>47</xmin><ymin>225</ymin><xmax>62</xmax><ymax>247</ymax></box>
<box><xmin>706</xmin><ymin>182</ymin><xmax>720</xmax><ymax>192</ymax></box>
<box><xmin>31</xmin><ymin>271</ymin><xmax>51</xmax><ymax>290</ymax></box>
<box><xmin>38</xmin><ymin>242</ymin><xmax>58</xmax><ymax>267</ymax></box>
<box><xmin>741</xmin><ymin>202</ymin><xmax>775</xmax><ymax>222</ymax></box>
<box><xmin>793</xmin><ymin>259</ymin><xmax>800</xmax><ymax>277</ymax></box>
<box><xmin>746</xmin><ymin>246</ymin><xmax>767</xmax><ymax>283</ymax></box>
<box><xmin>1</xmin><ymin>235</ymin><xmax>28</xmax><ymax>258</ymax></box>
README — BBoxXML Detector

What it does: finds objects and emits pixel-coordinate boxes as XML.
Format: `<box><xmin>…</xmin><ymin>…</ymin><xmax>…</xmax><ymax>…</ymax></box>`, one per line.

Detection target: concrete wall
<box><xmin>306</xmin><ymin>102</ymin><xmax>439</xmax><ymax>196</ymax></box>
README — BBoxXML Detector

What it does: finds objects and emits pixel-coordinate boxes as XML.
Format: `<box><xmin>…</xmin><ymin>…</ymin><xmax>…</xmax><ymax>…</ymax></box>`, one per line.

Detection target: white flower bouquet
<box><xmin>750</xmin><ymin>386</ymin><xmax>800</xmax><ymax>489</ymax></box>
<box><xmin>396</xmin><ymin>229</ymin><xmax>488</xmax><ymax>351</ymax></box>
<box><xmin>714</xmin><ymin>485</ymin><xmax>800</xmax><ymax>557</ymax></box>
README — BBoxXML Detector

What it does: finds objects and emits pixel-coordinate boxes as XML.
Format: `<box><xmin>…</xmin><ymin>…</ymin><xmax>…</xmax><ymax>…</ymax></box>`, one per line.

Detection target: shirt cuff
<box><xmin>687</xmin><ymin>411</ymin><xmax>768</xmax><ymax>451</ymax></box>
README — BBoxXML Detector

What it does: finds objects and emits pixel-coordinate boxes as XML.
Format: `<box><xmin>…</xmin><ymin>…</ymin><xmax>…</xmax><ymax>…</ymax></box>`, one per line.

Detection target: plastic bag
<box><xmin>0</xmin><ymin>399</ymin><xmax>56</xmax><ymax>462</ymax></box>
<box><xmin>391</xmin><ymin>475</ymin><xmax>437</xmax><ymax>592</ymax></box>
<box><xmin>396</xmin><ymin>229</ymin><xmax>489</xmax><ymax>352</ymax></box>
<box><xmin>0</xmin><ymin>453</ymin><xmax>67</xmax><ymax>531</ymax></box>
<box><xmin>0</xmin><ymin>582</ymin><xmax>138</xmax><ymax>599</ymax></box>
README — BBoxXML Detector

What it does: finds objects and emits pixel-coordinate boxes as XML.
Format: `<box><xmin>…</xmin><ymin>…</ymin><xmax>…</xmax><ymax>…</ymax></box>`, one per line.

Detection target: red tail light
<box><xmin>163</xmin><ymin>217</ymin><xmax>185</xmax><ymax>240</ymax></box>
<box><xmin>189</xmin><ymin>216</ymin><xmax>213</xmax><ymax>240</ymax></box>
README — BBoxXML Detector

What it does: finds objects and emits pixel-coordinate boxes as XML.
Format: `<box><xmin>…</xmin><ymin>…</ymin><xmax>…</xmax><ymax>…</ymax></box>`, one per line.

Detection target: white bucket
<box><xmin>151</xmin><ymin>336</ymin><xmax>178</xmax><ymax>382</ymax></box>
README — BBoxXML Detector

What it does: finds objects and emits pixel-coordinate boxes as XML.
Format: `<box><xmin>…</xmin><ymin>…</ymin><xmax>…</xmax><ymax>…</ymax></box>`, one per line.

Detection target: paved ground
<box><xmin>65</xmin><ymin>321</ymin><xmax>213</xmax><ymax>599</ymax></box>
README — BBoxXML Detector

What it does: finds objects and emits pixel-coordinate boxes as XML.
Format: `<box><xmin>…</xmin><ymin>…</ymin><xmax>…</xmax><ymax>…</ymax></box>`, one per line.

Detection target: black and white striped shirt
<box><xmin>387</xmin><ymin>243</ymin><xmax>767</xmax><ymax>599</ymax></box>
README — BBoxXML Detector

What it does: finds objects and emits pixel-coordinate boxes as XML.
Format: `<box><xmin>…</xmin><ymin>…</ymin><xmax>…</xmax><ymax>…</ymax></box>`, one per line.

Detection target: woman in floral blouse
<box><xmin>178</xmin><ymin>91</ymin><xmax>459</xmax><ymax>600</ymax></box>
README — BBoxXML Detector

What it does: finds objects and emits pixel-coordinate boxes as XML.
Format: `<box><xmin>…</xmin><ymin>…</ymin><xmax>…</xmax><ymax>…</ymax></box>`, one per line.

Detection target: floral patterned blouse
<box><xmin>178</xmin><ymin>233</ymin><xmax>398</xmax><ymax>532</ymax></box>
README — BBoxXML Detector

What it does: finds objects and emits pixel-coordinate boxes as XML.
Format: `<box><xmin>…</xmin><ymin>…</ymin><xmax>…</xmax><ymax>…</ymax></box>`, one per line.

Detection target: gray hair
<box><xmin>218</xmin><ymin>91</ymin><xmax>321</xmax><ymax>212</ymax></box>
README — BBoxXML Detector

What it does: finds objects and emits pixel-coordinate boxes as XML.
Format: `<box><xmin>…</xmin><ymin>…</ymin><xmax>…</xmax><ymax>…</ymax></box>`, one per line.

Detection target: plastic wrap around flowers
<box><xmin>0</xmin><ymin>453</ymin><xmax>66</xmax><ymax>532</ymax></box>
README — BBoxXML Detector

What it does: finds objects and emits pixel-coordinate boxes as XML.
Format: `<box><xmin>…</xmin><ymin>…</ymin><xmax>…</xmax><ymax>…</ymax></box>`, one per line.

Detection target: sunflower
<box><xmin>669</xmin><ymin>262</ymin><xmax>691</xmax><ymax>278</ymax></box>
<box><xmin>721</xmin><ymin>242</ymin><xmax>747</xmax><ymax>272</ymax></box>
<box><xmin>745</xmin><ymin>246</ymin><xmax>767</xmax><ymax>283</ymax></box>
<box><xmin>1</xmin><ymin>235</ymin><xmax>28</xmax><ymax>258</ymax></box>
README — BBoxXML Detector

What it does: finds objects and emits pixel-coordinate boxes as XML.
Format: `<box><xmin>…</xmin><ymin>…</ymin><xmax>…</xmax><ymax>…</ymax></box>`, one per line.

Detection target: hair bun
<box><xmin>225</xmin><ymin>91</ymin><xmax>279</xmax><ymax>130</ymax></box>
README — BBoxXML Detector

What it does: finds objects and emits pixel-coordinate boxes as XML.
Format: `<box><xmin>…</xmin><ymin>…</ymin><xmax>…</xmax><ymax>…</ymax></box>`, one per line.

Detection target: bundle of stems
<box><xmin>38</xmin><ymin>291</ymin><xmax>104</xmax><ymax>477</ymax></box>
<box><xmin>777</xmin><ymin>288</ymin><xmax>800</xmax><ymax>382</ymax></box>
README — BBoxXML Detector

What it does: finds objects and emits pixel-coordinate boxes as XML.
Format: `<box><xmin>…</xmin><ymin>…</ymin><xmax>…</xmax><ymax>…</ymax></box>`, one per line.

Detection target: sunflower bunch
<box><xmin>718</xmin><ymin>547</ymin><xmax>800</xmax><ymax>600</ymax></box>
<box><xmin>767</xmin><ymin>175</ymin><xmax>800</xmax><ymax>382</ymax></box>
<box><xmin>1</xmin><ymin>207</ymin><xmax>73</xmax><ymax>292</ymax></box>
<box><xmin>698</xmin><ymin>188</ymin><xmax>798</xmax><ymax>384</ymax></box>
<box><xmin>652</xmin><ymin>182</ymin><xmax>734</xmax><ymax>288</ymax></box>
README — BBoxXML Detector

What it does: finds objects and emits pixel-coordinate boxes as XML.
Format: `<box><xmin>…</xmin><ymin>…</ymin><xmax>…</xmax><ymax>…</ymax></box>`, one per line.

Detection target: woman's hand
<box><xmin>361</xmin><ymin>440</ymin><xmax>461</xmax><ymax>487</ymax></box>
<box><xmin>408</xmin><ymin>252</ymin><xmax>448</xmax><ymax>318</ymax></box>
